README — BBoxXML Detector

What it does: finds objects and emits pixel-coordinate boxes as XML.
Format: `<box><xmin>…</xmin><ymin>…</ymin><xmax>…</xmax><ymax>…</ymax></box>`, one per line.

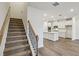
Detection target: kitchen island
<box><xmin>43</xmin><ymin>32</ymin><xmax>59</xmax><ymax>41</ymax></box>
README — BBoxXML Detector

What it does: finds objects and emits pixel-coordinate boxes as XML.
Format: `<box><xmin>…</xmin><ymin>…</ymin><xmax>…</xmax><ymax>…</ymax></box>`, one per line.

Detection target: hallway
<box><xmin>39</xmin><ymin>38</ymin><xmax>79</xmax><ymax>56</ymax></box>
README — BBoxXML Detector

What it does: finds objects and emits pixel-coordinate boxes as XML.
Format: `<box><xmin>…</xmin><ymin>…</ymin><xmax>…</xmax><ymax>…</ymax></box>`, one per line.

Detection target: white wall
<box><xmin>43</xmin><ymin>21</ymin><xmax>48</xmax><ymax>32</ymax></box>
<box><xmin>10</xmin><ymin>2</ymin><xmax>28</xmax><ymax>33</ymax></box>
<box><xmin>72</xmin><ymin>17</ymin><xmax>76</xmax><ymax>40</ymax></box>
<box><xmin>27</xmin><ymin>6</ymin><xmax>43</xmax><ymax>48</ymax></box>
<box><xmin>0</xmin><ymin>3</ymin><xmax>10</xmax><ymax>55</ymax></box>
<box><xmin>21</xmin><ymin>3</ymin><xmax>28</xmax><ymax>34</ymax></box>
<box><xmin>0</xmin><ymin>2</ymin><xmax>10</xmax><ymax>31</ymax></box>
<box><xmin>10</xmin><ymin>2</ymin><xmax>25</xmax><ymax>19</ymax></box>
<box><xmin>75</xmin><ymin>17</ymin><xmax>79</xmax><ymax>39</ymax></box>
<box><xmin>0</xmin><ymin>12</ymin><xmax>10</xmax><ymax>56</ymax></box>
<box><xmin>73</xmin><ymin>16</ymin><xmax>79</xmax><ymax>39</ymax></box>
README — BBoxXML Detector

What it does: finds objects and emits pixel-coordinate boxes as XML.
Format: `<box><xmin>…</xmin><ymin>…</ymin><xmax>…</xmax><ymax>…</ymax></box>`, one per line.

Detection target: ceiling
<box><xmin>27</xmin><ymin>2</ymin><xmax>79</xmax><ymax>20</ymax></box>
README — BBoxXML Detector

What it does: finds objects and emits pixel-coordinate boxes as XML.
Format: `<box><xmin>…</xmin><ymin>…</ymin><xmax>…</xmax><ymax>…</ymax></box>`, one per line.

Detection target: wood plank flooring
<box><xmin>39</xmin><ymin>38</ymin><xmax>79</xmax><ymax>56</ymax></box>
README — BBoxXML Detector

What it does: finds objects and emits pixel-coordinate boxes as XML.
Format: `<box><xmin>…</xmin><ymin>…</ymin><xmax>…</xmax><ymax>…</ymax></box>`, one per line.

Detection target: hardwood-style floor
<box><xmin>39</xmin><ymin>38</ymin><xmax>79</xmax><ymax>56</ymax></box>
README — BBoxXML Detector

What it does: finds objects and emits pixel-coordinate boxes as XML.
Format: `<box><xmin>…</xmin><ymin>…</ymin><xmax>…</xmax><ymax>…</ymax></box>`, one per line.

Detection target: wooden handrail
<box><xmin>28</xmin><ymin>20</ymin><xmax>39</xmax><ymax>56</ymax></box>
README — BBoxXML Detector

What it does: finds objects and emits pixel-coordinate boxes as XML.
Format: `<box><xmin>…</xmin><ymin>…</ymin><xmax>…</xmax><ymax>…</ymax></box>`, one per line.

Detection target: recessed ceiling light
<box><xmin>43</xmin><ymin>13</ymin><xmax>47</xmax><ymax>17</ymax></box>
<box><xmin>70</xmin><ymin>9</ymin><xmax>74</xmax><ymax>12</ymax></box>
<box><xmin>51</xmin><ymin>16</ymin><xmax>54</xmax><ymax>18</ymax></box>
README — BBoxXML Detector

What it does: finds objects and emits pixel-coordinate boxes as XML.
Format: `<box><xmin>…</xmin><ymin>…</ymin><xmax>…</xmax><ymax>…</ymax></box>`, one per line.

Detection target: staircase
<box><xmin>4</xmin><ymin>18</ymin><xmax>32</xmax><ymax>56</ymax></box>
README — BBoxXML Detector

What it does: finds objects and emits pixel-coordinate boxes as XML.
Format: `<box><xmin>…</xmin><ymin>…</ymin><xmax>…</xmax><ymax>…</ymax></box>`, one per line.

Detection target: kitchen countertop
<box><xmin>44</xmin><ymin>31</ymin><xmax>58</xmax><ymax>34</ymax></box>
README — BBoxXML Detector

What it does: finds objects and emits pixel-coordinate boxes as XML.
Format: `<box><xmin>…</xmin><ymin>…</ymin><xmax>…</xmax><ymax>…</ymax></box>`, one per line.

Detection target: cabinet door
<box><xmin>44</xmin><ymin>32</ymin><xmax>49</xmax><ymax>39</ymax></box>
<box><xmin>49</xmin><ymin>33</ymin><xmax>53</xmax><ymax>40</ymax></box>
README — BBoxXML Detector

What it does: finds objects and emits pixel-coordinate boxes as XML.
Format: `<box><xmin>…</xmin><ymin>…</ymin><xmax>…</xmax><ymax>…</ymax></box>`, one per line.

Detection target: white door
<box><xmin>65</xmin><ymin>25</ymin><xmax>72</xmax><ymax>38</ymax></box>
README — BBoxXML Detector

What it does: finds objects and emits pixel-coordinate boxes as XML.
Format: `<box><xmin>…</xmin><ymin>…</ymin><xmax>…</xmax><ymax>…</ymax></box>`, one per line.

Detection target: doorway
<box><xmin>65</xmin><ymin>25</ymin><xmax>72</xmax><ymax>39</ymax></box>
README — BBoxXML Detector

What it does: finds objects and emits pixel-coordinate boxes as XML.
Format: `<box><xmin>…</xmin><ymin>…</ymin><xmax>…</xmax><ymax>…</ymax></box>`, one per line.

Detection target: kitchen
<box><xmin>43</xmin><ymin>17</ymin><xmax>72</xmax><ymax>41</ymax></box>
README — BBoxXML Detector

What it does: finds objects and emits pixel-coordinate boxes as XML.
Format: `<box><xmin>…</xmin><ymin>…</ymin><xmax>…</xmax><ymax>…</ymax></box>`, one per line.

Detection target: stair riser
<box><xmin>5</xmin><ymin>41</ymin><xmax>28</xmax><ymax>48</ymax></box>
<box><xmin>6</xmin><ymin>38</ymin><xmax>27</xmax><ymax>42</ymax></box>
<box><xmin>6</xmin><ymin>40</ymin><xmax>28</xmax><ymax>44</ymax></box>
<box><xmin>9</xmin><ymin>26</ymin><xmax>24</xmax><ymax>28</ymax></box>
<box><xmin>8</xmin><ymin>28</ymin><xmax>24</xmax><ymax>31</ymax></box>
<box><xmin>10</xmin><ymin>21</ymin><xmax>22</xmax><ymax>23</ymax></box>
<box><xmin>10</xmin><ymin>21</ymin><xmax>22</xmax><ymax>22</ymax></box>
<box><xmin>9</xmin><ymin>24</ymin><xmax>23</xmax><ymax>26</ymax></box>
<box><xmin>7</xmin><ymin>33</ymin><xmax>26</xmax><ymax>36</ymax></box>
<box><xmin>10</xmin><ymin>21</ymin><xmax>23</xmax><ymax>23</ymax></box>
<box><xmin>7</xmin><ymin>37</ymin><xmax>27</xmax><ymax>41</ymax></box>
<box><xmin>10</xmin><ymin>19</ymin><xmax>22</xmax><ymax>21</ymax></box>
<box><xmin>8</xmin><ymin>30</ymin><xmax>25</xmax><ymax>32</ymax></box>
<box><xmin>9</xmin><ymin>25</ymin><xmax>24</xmax><ymax>27</ymax></box>
<box><xmin>9</xmin><ymin>27</ymin><xmax>24</xmax><ymax>29</ymax></box>
<box><xmin>4</xmin><ymin>47</ymin><xmax>30</xmax><ymax>56</ymax></box>
<box><xmin>4</xmin><ymin>45</ymin><xmax>30</xmax><ymax>52</ymax></box>
<box><xmin>10</xmin><ymin>22</ymin><xmax>23</xmax><ymax>24</ymax></box>
<box><xmin>10</xmin><ymin>20</ymin><xmax>22</xmax><ymax>22</ymax></box>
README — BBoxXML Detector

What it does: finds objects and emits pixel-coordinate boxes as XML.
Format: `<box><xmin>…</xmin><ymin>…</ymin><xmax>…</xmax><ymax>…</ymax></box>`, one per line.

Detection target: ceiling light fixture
<box><xmin>51</xmin><ymin>16</ymin><xmax>54</xmax><ymax>18</ymax></box>
<box><xmin>43</xmin><ymin>13</ymin><xmax>47</xmax><ymax>17</ymax></box>
<box><xmin>70</xmin><ymin>8</ymin><xmax>74</xmax><ymax>12</ymax></box>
